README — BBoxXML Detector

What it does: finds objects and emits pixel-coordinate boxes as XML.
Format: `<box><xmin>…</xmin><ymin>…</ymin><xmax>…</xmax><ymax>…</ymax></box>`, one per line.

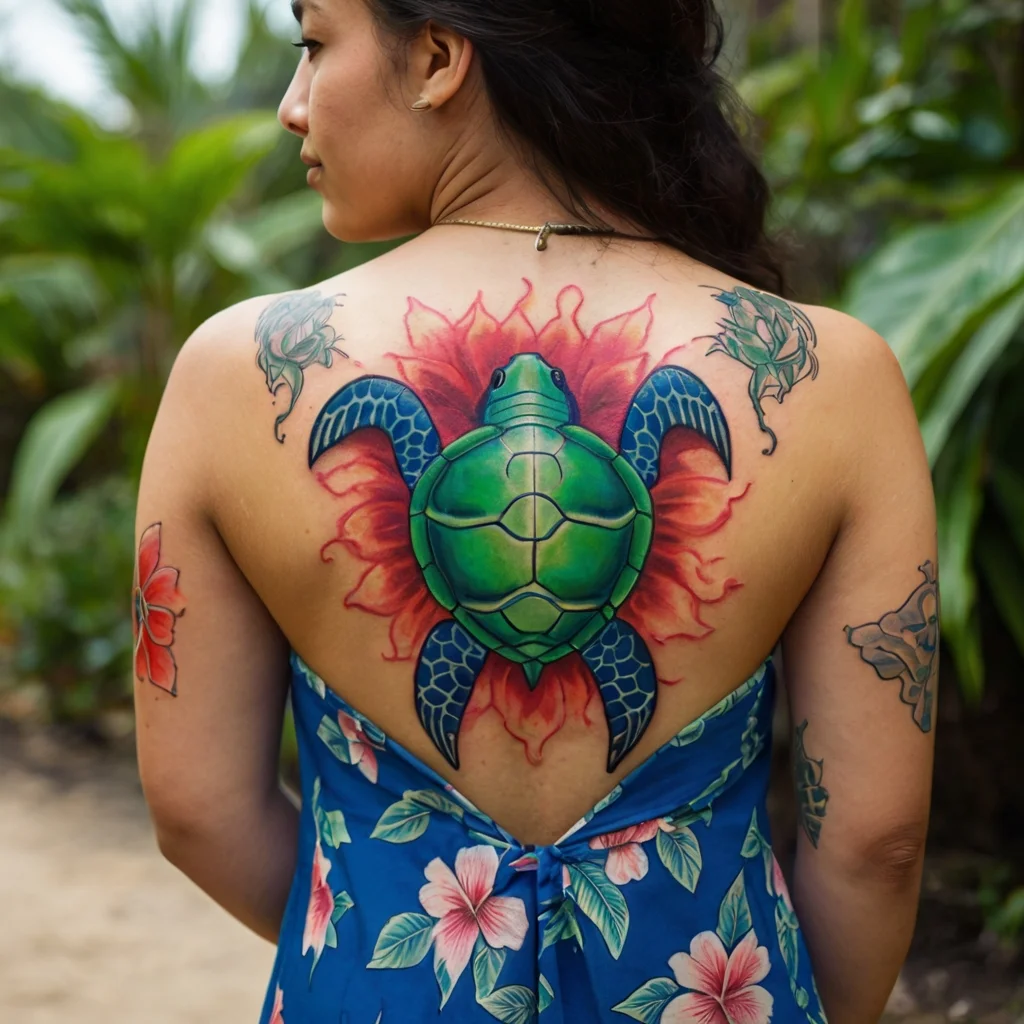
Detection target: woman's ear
<box><xmin>405</xmin><ymin>20</ymin><xmax>476</xmax><ymax>110</ymax></box>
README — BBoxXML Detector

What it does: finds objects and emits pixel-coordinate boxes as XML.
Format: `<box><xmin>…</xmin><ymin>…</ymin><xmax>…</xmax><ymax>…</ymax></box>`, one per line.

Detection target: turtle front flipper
<box><xmin>309</xmin><ymin>375</ymin><xmax>441</xmax><ymax>489</ymax></box>
<box><xmin>415</xmin><ymin>620</ymin><xmax>489</xmax><ymax>769</ymax></box>
<box><xmin>620</xmin><ymin>366</ymin><xmax>732</xmax><ymax>488</ymax></box>
<box><xmin>581</xmin><ymin>619</ymin><xmax>657</xmax><ymax>772</ymax></box>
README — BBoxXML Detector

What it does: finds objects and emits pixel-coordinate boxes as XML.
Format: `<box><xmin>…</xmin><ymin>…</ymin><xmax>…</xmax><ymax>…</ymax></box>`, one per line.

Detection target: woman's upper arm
<box><xmin>133</xmin><ymin>311</ymin><xmax>290</xmax><ymax>839</ymax></box>
<box><xmin>781</xmin><ymin>315</ymin><xmax>938</xmax><ymax>878</ymax></box>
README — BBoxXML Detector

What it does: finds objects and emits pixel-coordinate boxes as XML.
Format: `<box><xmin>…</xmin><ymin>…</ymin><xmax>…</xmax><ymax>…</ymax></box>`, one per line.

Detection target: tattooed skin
<box><xmin>701</xmin><ymin>287</ymin><xmax>819</xmax><ymax>456</ymax></box>
<box><xmin>845</xmin><ymin>561</ymin><xmax>939</xmax><ymax>733</ymax></box>
<box><xmin>255</xmin><ymin>290</ymin><xmax>348</xmax><ymax>442</ymax></box>
<box><xmin>307</xmin><ymin>284</ymin><xmax>750</xmax><ymax>770</ymax></box>
<box><xmin>793</xmin><ymin>720</ymin><xmax>828</xmax><ymax>848</ymax></box>
<box><xmin>132</xmin><ymin>523</ymin><xmax>187</xmax><ymax>695</ymax></box>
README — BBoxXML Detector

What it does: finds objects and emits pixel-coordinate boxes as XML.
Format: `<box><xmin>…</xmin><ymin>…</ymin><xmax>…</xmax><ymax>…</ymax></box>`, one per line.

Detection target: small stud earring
<box><xmin>410</xmin><ymin>98</ymin><xmax>432</xmax><ymax>111</ymax></box>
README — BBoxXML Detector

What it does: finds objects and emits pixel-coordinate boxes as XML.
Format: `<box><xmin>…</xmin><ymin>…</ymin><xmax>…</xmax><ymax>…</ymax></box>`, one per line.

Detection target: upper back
<box><xmin>175</xmin><ymin>230</ymin><xmax>889</xmax><ymax>844</ymax></box>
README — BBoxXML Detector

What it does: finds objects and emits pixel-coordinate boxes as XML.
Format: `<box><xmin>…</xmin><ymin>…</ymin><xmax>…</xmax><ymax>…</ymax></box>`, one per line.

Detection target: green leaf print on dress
<box><xmin>716</xmin><ymin>869</ymin><xmax>753</xmax><ymax>949</ymax></box>
<box><xmin>477</xmin><ymin>985</ymin><xmax>538</xmax><ymax>1024</ymax></box>
<box><xmin>566</xmin><ymin>860</ymin><xmax>631</xmax><ymax>959</ymax></box>
<box><xmin>367</xmin><ymin>912</ymin><xmax>435</xmax><ymax>970</ymax></box>
<box><xmin>655</xmin><ymin>827</ymin><xmax>702</xmax><ymax>893</ymax></box>
<box><xmin>371</xmin><ymin>789</ymin><xmax>466</xmax><ymax>844</ymax></box>
<box><xmin>611</xmin><ymin>977</ymin><xmax>680</xmax><ymax>1023</ymax></box>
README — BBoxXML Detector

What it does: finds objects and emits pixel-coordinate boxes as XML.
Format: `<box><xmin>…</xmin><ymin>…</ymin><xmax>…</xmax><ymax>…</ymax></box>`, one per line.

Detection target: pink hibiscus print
<box><xmin>663</xmin><ymin>930</ymin><xmax>774</xmax><ymax>1024</ymax></box>
<box><xmin>269</xmin><ymin>984</ymin><xmax>285</xmax><ymax>1024</ymax></box>
<box><xmin>588</xmin><ymin>818</ymin><xmax>674</xmax><ymax>885</ymax></box>
<box><xmin>338</xmin><ymin>710</ymin><xmax>379</xmax><ymax>783</ymax></box>
<box><xmin>418</xmin><ymin>845</ymin><xmax>529</xmax><ymax>991</ymax></box>
<box><xmin>302</xmin><ymin>841</ymin><xmax>334</xmax><ymax>967</ymax></box>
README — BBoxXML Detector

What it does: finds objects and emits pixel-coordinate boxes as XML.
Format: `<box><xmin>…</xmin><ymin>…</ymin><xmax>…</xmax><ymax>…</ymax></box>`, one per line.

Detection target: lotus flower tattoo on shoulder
<box><xmin>701</xmin><ymin>287</ymin><xmax>819</xmax><ymax>456</ymax></box>
<box><xmin>845</xmin><ymin>560</ymin><xmax>939</xmax><ymax>733</ymax></box>
<box><xmin>255</xmin><ymin>290</ymin><xmax>348</xmax><ymax>442</ymax></box>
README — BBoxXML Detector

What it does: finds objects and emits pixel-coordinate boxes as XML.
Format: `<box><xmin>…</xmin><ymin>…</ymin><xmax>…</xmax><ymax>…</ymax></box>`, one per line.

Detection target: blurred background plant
<box><xmin>0</xmin><ymin>0</ymin><xmax>392</xmax><ymax>727</ymax></box>
<box><xmin>0</xmin><ymin>0</ymin><xmax>1022</xmax><ymax>964</ymax></box>
<box><xmin>736</xmin><ymin>0</ymin><xmax>1024</xmax><ymax>703</ymax></box>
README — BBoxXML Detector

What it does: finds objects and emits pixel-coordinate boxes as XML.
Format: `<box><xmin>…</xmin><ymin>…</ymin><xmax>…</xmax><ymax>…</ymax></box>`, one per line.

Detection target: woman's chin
<box><xmin>321</xmin><ymin>204</ymin><xmax>419</xmax><ymax>245</ymax></box>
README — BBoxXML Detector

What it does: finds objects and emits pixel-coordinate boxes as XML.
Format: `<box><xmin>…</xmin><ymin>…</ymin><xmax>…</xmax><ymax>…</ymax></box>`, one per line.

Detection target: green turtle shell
<box><xmin>409</xmin><ymin>421</ymin><xmax>653</xmax><ymax>682</ymax></box>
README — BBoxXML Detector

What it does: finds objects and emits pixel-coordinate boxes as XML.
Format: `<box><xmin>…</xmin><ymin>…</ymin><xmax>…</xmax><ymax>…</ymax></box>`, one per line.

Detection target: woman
<box><xmin>132</xmin><ymin>0</ymin><xmax>937</xmax><ymax>1021</ymax></box>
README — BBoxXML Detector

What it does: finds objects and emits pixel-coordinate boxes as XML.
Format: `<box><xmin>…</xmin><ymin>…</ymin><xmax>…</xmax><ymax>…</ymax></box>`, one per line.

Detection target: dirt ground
<box><xmin>0</xmin><ymin>728</ymin><xmax>275</xmax><ymax>1024</ymax></box>
<box><xmin>1</xmin><ymin>723</ymin><xmax>1022</xmax><ymax>1024</ymax></box>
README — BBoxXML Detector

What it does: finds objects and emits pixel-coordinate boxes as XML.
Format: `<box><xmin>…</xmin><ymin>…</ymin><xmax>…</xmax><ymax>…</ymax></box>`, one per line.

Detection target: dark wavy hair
<box><xmin>365</xmin><ymin>0</ymin><xmax>784</xmax><ymax>294</ymax></box>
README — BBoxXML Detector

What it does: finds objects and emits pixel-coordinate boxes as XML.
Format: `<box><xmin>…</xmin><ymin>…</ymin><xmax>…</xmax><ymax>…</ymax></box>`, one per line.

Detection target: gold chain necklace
<box><xmin>436</xmin><ymin>217</ymin><xmax>620</xmax><ymax>251</ymax></box>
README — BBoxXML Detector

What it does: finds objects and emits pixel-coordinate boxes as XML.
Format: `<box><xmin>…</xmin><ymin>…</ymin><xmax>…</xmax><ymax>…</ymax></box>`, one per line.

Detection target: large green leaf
<box><xmin>934</xmin><ymin>399</ymin><xmax>992</xmax><ymax>699</ymax></box>
<box><xmin>3</xmin><ymin>381</ymin><xmax>119</xmax><ymax>541</ymax></box>
<box><xmin>920</xmin><ymin>289</ymin><xmax>1024</xmax><ymax>465</ymax></box>
<box><xmin>844</xmin><ymin>183</ymin><xmax>1024</xmax><ymax>388</ymax></box>
<box><xmin>153</xmin><ymin>114</ymin><xmax>280</xmax><ymax>257</ymax></box>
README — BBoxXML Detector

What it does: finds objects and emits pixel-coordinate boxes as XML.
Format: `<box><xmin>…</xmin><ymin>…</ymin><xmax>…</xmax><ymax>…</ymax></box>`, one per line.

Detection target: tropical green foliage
<box><xmin>741</xmin><ymin>0</ymin><xmax>1024</xmax><ymax>699</ymax></box>
<box><xmin>0</xmin><ymin>476</ymin><xmax>136</xmax><ymax>719</ymax></box>
<box><xmin>0</xmin><ymin>0</ymin><xmax>371</xmax><ymax>719</ymax></box>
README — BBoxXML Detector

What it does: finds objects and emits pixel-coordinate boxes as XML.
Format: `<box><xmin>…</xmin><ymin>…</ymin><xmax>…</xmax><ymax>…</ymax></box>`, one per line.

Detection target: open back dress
<box><xmin>257</xmin><ymin>648</ymin><xmax>828</xmax><ymax>1024</ymax></box>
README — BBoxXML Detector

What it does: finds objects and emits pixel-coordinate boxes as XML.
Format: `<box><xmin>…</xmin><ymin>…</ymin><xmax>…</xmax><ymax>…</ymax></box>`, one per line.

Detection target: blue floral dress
<box><xmin>259</xmin><ymin>650</ymin><xmax>827</xmax><ymax>1024</ymax></box>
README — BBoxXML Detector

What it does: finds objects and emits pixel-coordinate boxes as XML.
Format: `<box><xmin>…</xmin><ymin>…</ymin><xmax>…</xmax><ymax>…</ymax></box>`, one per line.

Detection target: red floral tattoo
<box><xmin>132</xmin><ymin>522</ymin><xmax>187</xmax><ymax>694</ymax></box>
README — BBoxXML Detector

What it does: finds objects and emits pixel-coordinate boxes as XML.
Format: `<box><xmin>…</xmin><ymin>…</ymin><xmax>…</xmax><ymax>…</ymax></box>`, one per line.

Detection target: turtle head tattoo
<box><xmin>309</xmin><ymin>353</ymin><xmax>732</xmax><ymax>771</ymax></box>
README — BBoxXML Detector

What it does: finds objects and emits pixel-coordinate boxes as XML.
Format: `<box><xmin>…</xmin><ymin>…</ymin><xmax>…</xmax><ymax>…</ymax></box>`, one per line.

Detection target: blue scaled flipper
<box><xmin>581</xmin><ymin>619</ymin><xmax>657</xmax><ymax>772</ymax></box>
<box><xmin>308</xmin><ymin>375</ymin><xmax>441</xmax><ymax>489</ymax></box>
<box><xmin>415</xmin><ymin>621</ymin><xmax>489</xmax><ymax>769</ymax></box>
<box><xmin>620</xmin><ymin>366</ymin><xmax>732</xmax><ymax>488</ymax></box>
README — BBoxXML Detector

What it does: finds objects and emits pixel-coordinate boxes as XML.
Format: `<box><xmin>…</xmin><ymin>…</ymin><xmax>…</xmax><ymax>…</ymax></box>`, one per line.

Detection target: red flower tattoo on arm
<box><xmin>133</xmin><ymin>522</ymin><xmax>187</xmax><ymax>695</ymax></box>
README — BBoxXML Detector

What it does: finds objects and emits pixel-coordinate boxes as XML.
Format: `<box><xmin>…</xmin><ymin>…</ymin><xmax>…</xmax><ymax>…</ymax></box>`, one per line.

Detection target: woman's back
<box><xmin>131</xmin><ymin>0</ymin><xmax>937</xmax><ymax>1019</ymax></box>
<box><xmin>192</xmin><ymin>236</ymin><xmax>851</xmax><ymax>844</ymax></box>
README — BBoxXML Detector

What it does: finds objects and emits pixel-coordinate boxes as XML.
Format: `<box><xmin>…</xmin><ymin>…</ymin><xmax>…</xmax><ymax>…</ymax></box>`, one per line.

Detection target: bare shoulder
<box><xmin>162</xmin><ymin>278</ymin><xmax>358</xmax><ymax>438</ymax></box>
<box><xmin>170</xmin><ymin>284</ymin><xmax>346</xmax><ymax>388</ymax></box>
<box><xmin>799</xmin><ymin>301</ymin><xmax>907</xmax><ymax>395</ymax></box>
<box><xmin>782</xmin><ymin>300</ymin><xmax>918</xmax><ymax>439</ymax></box>
<box><xmin>788</xmin><ymin>300</ymin><xmax>931</xmax><ymax>513</ymax></box>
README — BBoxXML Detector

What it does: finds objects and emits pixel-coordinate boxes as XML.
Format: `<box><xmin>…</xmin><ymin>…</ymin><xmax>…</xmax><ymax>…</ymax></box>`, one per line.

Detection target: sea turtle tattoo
<box><xmin>309</xmin><ymin>353</ymin><xmax>732</xmax><ymax>771</ymax></box>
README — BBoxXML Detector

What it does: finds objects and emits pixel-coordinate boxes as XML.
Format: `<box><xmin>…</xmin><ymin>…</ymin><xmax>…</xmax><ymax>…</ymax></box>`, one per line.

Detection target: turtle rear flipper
<box><xmin>415</xmin><ymin>621</ymin><xmax>489</xmax><ymax>769</ymax></box>
<box><xmin>620</xmin><ymin>366</ymin><xmax>732</xmax><ymax>488</ymax></box>
<box><xmin>581</xmin><ymin>619</ymin><xmax>657</xmax><ymax>772</ymax></box>
<box><xmin>309</xmin><ymin>375</ymin><xmax>441</xmax><ymax>489</ymax></box>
